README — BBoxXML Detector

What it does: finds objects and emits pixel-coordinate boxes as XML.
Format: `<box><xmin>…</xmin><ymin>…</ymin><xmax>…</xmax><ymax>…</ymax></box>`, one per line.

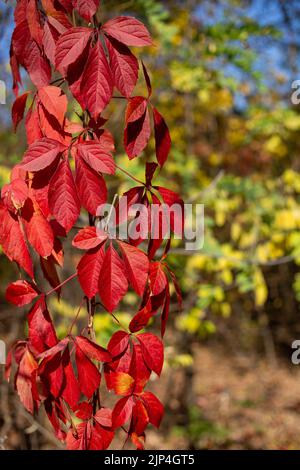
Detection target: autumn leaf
<box><xmin>98</xmin><ymin>244</ymin><xmax>128</xmax><ymax>312</ymax></box>
<box><xmin>6</xmin><ymin>280</ymin><xmax>38</xmax><ymax>307</ymax></box>
<box><xmin>81</xmin><ymin>42</ymin><xmax>113</xmax><ymax>118</ymax></box>
<box><xmin>103</xmin><ymin>16</ymin><xmax>152</xmax><ymax>47</ymax></box>
<box><xmin>49</xmin><ymin>159</ymin><xmax>81</xmax><ymax>232</ymax></box>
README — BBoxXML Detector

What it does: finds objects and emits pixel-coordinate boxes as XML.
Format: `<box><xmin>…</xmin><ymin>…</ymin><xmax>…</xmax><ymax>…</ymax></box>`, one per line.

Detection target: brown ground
<box><xmin>146</xmin><ymin>345</ymin><xmax>300</xmax><ymax>450</ymax></box>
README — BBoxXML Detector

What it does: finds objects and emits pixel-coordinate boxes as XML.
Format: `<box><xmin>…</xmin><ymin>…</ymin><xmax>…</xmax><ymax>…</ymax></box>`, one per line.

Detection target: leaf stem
<box><xmin>115</xmin><ymin>163</ymin><xmax>145</xmax><ymax>186</ymax></box>
<box><xmin>45</xmin><ymin>273</ymin><xmax>78</xmax><ymax>297</ymax></box>
<box><xmin>67</xmin><ymin>297</ymin><xmax>86</xmax><ymax>335</ymax></box>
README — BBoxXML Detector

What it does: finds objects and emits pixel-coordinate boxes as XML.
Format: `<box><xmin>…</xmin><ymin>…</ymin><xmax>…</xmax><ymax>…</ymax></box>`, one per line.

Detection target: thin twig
<box><xmin>115</xmin><ymin>163</ymin><xmax>145</xmax><ymax>185</ymax></box>
<box><xmin>18</xmin><ymin>405</ymin><xmax>64</xmax><ymax>449</ymax></box>
<box><xmin>188</xmin><ymin>170</ymin><xmax>225</xmax><ymax>203</ymax></box>
<box><xmin>169</xmin><ymin>249</ymin><xmax>294</xmax><ymax>267</ymax></box>
<box><xmin>45</xmin><ymin>273</ymin><xmax>77</xmax><ymax>297</ymax></box>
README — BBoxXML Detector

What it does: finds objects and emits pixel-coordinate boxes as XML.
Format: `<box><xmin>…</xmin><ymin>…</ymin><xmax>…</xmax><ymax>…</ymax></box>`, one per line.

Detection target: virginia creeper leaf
<box><xmin>103</xmin><ymin>16</ymin><xmax>152</xmax><ymax>47</ymax></box>
<box><xmin>49</xmin><ymin>159</ymin><xmax>81</xmax><ymax>232</ymax></box>
<box><xmin>98</xmin><ymin>244</ymin><xmax>128</xmax><ymax>312</ymax></box>
<box><xmin>81</xmin><ymin>41</ymin><xmax>113</xmax><ymax>119</ymax></box>
<box><xmin>137</xmin><ymin>333</ymin><xmax>164</xmax><ymax>376</ymax></box>
<box><xmin>55</xmin><ymin>27</ymin><xmax>92</xmax><ymax>76</ymax></box>
<box><xmin>72</xmin><ymin>226</ymin><xmax>108</xmax><ymax>250</ymax></box>
<box><xmin>77</xmin><ymin>141</ymin><xmax>115</xmax><ymax>175</ymax></box>
<box><xmin>6</xmin><ymin>280</ymin><xmax>38</xmax><ymax>307</ymax></box>
<box><xmin>77</xmin><ymin>245</ymin><xmax>105</xmax><ymax>298</ymax></box>
<box><xmin>105</xmin><ymin>36</ymin><xmax>139</xmax><ymax>98</ymax></box>
<box><xmin>21</xmin><ymin>138</ymin><xmax>65</xmax><ymax>172</ymax></box>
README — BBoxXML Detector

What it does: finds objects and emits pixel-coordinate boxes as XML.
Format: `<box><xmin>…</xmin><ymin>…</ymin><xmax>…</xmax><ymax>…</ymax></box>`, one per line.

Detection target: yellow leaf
<box><xmin>254</xmin><ymin>268</ymin><xmax>268</xmax><ymax>307</ymax></box>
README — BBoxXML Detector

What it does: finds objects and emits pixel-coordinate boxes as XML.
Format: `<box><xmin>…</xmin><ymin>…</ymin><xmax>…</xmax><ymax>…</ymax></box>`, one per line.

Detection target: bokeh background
<box><xmin>1</xmin><ymin>0</ymin><xmax>300</xmax><ymax>450</ymax></box>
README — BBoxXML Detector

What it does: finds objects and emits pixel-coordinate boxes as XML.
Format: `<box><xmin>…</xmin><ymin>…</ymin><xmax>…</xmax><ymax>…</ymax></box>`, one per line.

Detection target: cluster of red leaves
<box><xmin>2</xmin><ymin>0</ymin><xmax>182</xmax><ymax>450</ymax></box>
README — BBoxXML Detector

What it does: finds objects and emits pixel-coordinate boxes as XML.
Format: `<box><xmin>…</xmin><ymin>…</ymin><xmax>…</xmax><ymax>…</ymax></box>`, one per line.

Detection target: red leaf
<box><xmin>145</xmin><ymin>161</ymin><xmax>157</xmax><ymax>186</ymax></box>
<box><xmin>161</xmin><ymin>286</ymin><xmax>170</xmax><ymax>338</ymax></box>
<box><xmin>130</xmin><ymin>400</ymin><xmax>149</xmax><ymax>444</ymax></box>
<box><xmin>116</xmin><ymin>186</ymin><xmax>144</xmax><ymax>226</ymax></box>
<box><xmin>40</xmin><ymin>255</ymin><xmax>61</xmax><ymax>293</ymax></box>
<box><xmin>1</xmin><ymin>179</ymin><xmax>28</xmax><ymax>211</ymax></box>
<box><xmin>67</xmin><ymin>45</ymin><xmax>89</xmax><ymax>109</ymax></box>
<box><xmin>77</xmin><ymin>141</ymin><xmax>115</xmax><ymax>175</ymax></box>
<box><xmin>126</xmin><ymin>96</ymin><xmax>148</xmax><ymax>122</ymax></box>
<box><xmin>167</xmin><ymin>266</ymin><xmax>182</xmax><ymax>309</ymax></box>
<box><xmin>73</xmin><ymin>0</ymin><xmax>100</xmax><ymax>22</ymax></box>
<box><xmin>10</xmin><ymin>52</ymin><xmax>21</xmax><ymax>97</ymax></box>
<box><xmin>50</xmin><ymin>221</ymin><xmax>67</xmax><ymax>241</ymax></box>
<box><xmin>73</xmin><ymin>226</ymin><xmax>107</xmax><ymax>250</ymax></box>
<box><xmin>48</xmin><ymin>7</ymin><xmax>73</xmax><ymax>27</ymax></box>
<box><xmin>94</xmin><ymin>408</ymin><xmax>112</xmax><ymax>428</ymax></box>
<box><xmin>38</xmin><ymin>86</ymin><xmax>68</xmax><ymax>127</ymax></box>
<box><xmin>49</xmin><ymin>159</ymin><xmax>81</xmax><ymax>232</ymax></box>
<box><xmin>124</xmin><ymin>97</ymin><xmax>151</xmax><ymax>158</ymax></box>
<box><xmin>98</xmin><ymin>244</ymin><xmax>128</xmax><ymax>312</ymax></box>
<box><xmin>152</xmin><ymin>107</ymin><xmax>171</xmax><ymax>167</ymax></box>
<box><xmin>77</xmin><ymin>245</ymin><xmax>105</xmax><ymax>298</ymax></box>
<box><xmin>16</xmin><ymin>348</ymin><xmax>39</xmax><ymax>413</ymax></box>
<box><xmin>28</xmin><ymin>296</ymin><xmax>58</xmax><ymax>354</ymax></box>
<box><xmin>66</xmin><ymin>422</ymin><xmax>91</xmax><ymax>450</ymax></box>
<box><xmin>26</xmin><ymin>208</ymin><xmax>54</xmax><ymax>258</ymax></box>
<box><xmin>105</xmin><ymin>36</ymin><xmax>139</xmax><ymax>98</ymax></box>
<box><xmin>43</xmin><ymin>21</ymin><xmax>59</xmax><ymax>65</ymax></box>
<box><xmin>90</xmin><ymin>422</ymin><xmax>114</xmax><ymax>450</ymax></box>
<box><xmin>141</xmin><ymin>391</ymin><xmax>164</xmax><ymax>428</ymax></box>
<box><xmin>25</xmin><ymin>106</ymin><xmax>43</xmax><ymax>145</ymax></box>
<box><xmin>112</xmin><ymin>396</ymin><xmax>134</xmax><ymax>428</ymax></box>
<box><xmin>156</xmin><ymin>186</ymin><xmax>184</xmax><ymax>236</ymax></box>
<box><xmin>44</xmin><ymin>398</ymin><xmax>66</xmax><ymax>441</ymax></box>
<box><xmin>75</xmin><ymin>156</ymin><xmax>107</xmax><ymax>215</ymax></box>
<box><xmin>75</xmin><ymin>336</ymin><xmax>112</xmax><ymax>363</ymax></box>
<box><xmin>12</xmin><ymin>20</ymin><xmax>30</xmax><ymax>64</ymax></box>
<box><xmin>129</xmin><ymin>343</ymin><xmax>151</xmax><ymax>393</ymax></box>
<box><xmin>107</xmin><ymin>331</ymin><xmax>130</xmax><ymax>358</ymax></box>
<box><xmin>55</xmin><ymin>27</ymin><xmax>92</xmax><ymax>76</ymax></box>
<box><xmin>27</xmin><ymin>0</ymin><xmax>43</xmax><ymax>43</ymax></box>
<box><xmin>97</xmin><ymin>129</ymin><xmax>115</xmax><ymax>152</ymax></box>
<box><xmin>103</xmin><ymin>16</ymin><xmax>152</xmax><ymax>47</ymax></box>
<box><xmin>14</xmin><ymin>0</ymin><xmax>28</xmax><ymax>22</ymax></box>
<box><xmin>75</xmin><ymin>345</ymin><xmax>101</xmax><ymax>399</ymax></box>
<box><xmin>0</xmin><ymin>203</ymin><xmax>33</xmax><ymax>277</ymax></box>
<box><xmin>61</xmin><ymin>347</ymin><xmax>80</xmax><ymax>410</ymax></box>
<box><xmin>107</xmin><ymin>371</ymin><xmax>134</xmax><ymax>396</ymax></box>
<box><xmin>129</xmin><ymin>298</ymin><xmax>153</xmax><ymax>333</ymax></box>
<box><xmin>12</xmin><ymin>92</ymin><xmax>29</xmax><ymax>132</ymax></box>
<box><xmin>81</xmin><ymin>42</ymin><xmax>113</xmax><ymax>118</ymax></box>
<box><xmin>142</xmin><ymin>61</ymin><xmax>152</xmax><ymax>98</ymax></box>
<box><xmin>75</xmin><ymin>402</ymin><xmax>93</xmax><ymax>420</ymax></box>
<box><xmin>6</xmin><ymin>280</ymin><xmax>38</xmax><ymax>307</ymax></box>
<box><xmin>30</xmin><ymin>166</ymin><xmax>55</xmax><ymax>218</ymax></box>
<box><xmin>40</xmin><ymin>352</ymin><xmax>64</xmax><ymax>398</ymax></box>
<box><xmin>22</xmin><ymin>199</ymin><xmax>54</xmax><ymax>258</ymax></box>
<box><xmin>149</xmin><ymin>261</ymin><xmax>168</xmax><ymax>295</ymax></box>
<box><xmin>137</xmin><ymin>333</ymin><xmax>164</xmax><ymax>376</ymax></box>
<box><xmin>24</xmin><ymin>40</ymin><xmax>51</xmax><ymax>89</ymax></box>
<box><xmin>66</xmin><ymin>421</ymin><xmax>114</xmax><ymax>450</ymax></box>
<box><xmin>21</xmin><ymin>138</ymin><xmax>64</xmax><ymax>172</ymax></box>
<box><xmin>106</xmin><ymin>345</ymin><xmax>132</xmax><ymax>378</ymax></box>
<box><xmin>37</xmin><ymin>101</ymin><xmax>67</xmax><ymax>145</ymax></box>
<box><xmin>38</xmin><ymin>337</ymin><xmax>69</xmax><ymax>361</ymax></box>
<box><xmin>118</xmin><ymin>241</ymin><xmax>149</xmax><ymax>296</ymax></box>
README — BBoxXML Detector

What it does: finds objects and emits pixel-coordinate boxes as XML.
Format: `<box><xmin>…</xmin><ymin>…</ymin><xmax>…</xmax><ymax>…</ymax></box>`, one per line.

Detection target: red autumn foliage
<box><xmin>2</xmin><ymin>0</ymin><xmax>182</xmax><ymax>450</ymax></box>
